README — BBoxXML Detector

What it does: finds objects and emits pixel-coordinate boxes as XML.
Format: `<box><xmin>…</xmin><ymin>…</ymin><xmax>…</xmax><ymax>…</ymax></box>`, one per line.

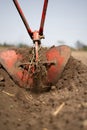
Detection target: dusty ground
<box><xmin>72</xmin><ymin>51</ymin><xmax>87</xmax><ymax>65</ymax></box>
<box><xmin>0</xmin><ymin>48</ymin><xmax>87</xmax><ymax>130</ymax></box>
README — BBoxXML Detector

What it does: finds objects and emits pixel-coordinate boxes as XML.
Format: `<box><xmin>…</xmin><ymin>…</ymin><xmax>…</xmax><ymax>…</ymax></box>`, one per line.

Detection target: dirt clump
<box><xmin>0</xmin><ymin>47</ymin><xmax>87</xmax><ymax>130</ymax></box>
<box><xmin>57</xmin><ymin>56</ymin><xmax>87</xmax><ymax>90</ymax></box>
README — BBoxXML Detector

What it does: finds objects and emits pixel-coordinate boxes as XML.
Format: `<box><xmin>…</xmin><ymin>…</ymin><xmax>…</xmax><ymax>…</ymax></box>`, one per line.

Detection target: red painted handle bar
<box><xmin>13</xmin><ymin>0</ymin><xmax>48</xmax><ymax>41</ymax></box>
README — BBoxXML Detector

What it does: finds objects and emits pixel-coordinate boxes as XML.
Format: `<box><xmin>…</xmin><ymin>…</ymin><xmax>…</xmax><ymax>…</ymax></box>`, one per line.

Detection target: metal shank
<box><xmin>39</xmin><ymin>0</ymin><xmax>48</xmax><ymax>36</ymax></box>
<box><xmin>13</xmin><ymin>0</ymin><xmax>33</xmax><ymax>39</ymax></box>
<box><xmin>13</xmin><ymin>0</ymin><xmax>48</xmax><ymax>40</ymax></box>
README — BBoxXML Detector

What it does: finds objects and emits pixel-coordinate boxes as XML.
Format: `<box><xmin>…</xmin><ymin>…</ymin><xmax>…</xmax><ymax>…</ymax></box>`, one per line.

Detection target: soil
<box><xmin>0</xmin><ymin>47</ymin><xmax>87</xmax><ymax>130</ymax></box>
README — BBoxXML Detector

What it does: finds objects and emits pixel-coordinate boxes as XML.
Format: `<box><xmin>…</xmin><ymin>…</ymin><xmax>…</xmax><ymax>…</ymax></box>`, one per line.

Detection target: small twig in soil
<box><xmin>52</xmin><ymin>102</ymin><xmax>65</xmax><ymax>116</ymax></box>
<box><xmin>24</xmin><ymin>92</ymin><xmax>33</xmax><ymax>101</ymax></box>
<box><xmin>2</xmin><ymin>90</ymin><xmax>15</xmax><ymax>97</ymax></box>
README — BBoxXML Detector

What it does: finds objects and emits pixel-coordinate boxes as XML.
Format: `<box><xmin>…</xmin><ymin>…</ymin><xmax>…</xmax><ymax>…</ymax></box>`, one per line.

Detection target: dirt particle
<box><xmin>51</xmin><ymin>86</ymin><xmax>56</xmax><ymax>90</ymax></box>
<box><xmin>0</xmin><ymin>76</ymin><xmax>5</xmax><ymax>82</ymax></box>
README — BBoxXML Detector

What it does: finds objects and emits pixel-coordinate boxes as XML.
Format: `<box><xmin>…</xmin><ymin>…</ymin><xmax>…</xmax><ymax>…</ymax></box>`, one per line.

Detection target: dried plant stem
<box><xmin>2</xmin><ymin>90</ymin><xmax>15</xmax><ymax>97</ymax></box>
<box><xmin>53</xmin><ymin>102</ymin><xmax>65</xmax><ymax>116</ymax></box>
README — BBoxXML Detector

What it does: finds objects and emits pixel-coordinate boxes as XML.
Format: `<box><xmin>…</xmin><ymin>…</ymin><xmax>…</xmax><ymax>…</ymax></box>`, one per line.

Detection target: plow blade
<box><xmin>0</xmin><ymin>45</ymin><xmax>71</xmax><ymax>89</ymax></box>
